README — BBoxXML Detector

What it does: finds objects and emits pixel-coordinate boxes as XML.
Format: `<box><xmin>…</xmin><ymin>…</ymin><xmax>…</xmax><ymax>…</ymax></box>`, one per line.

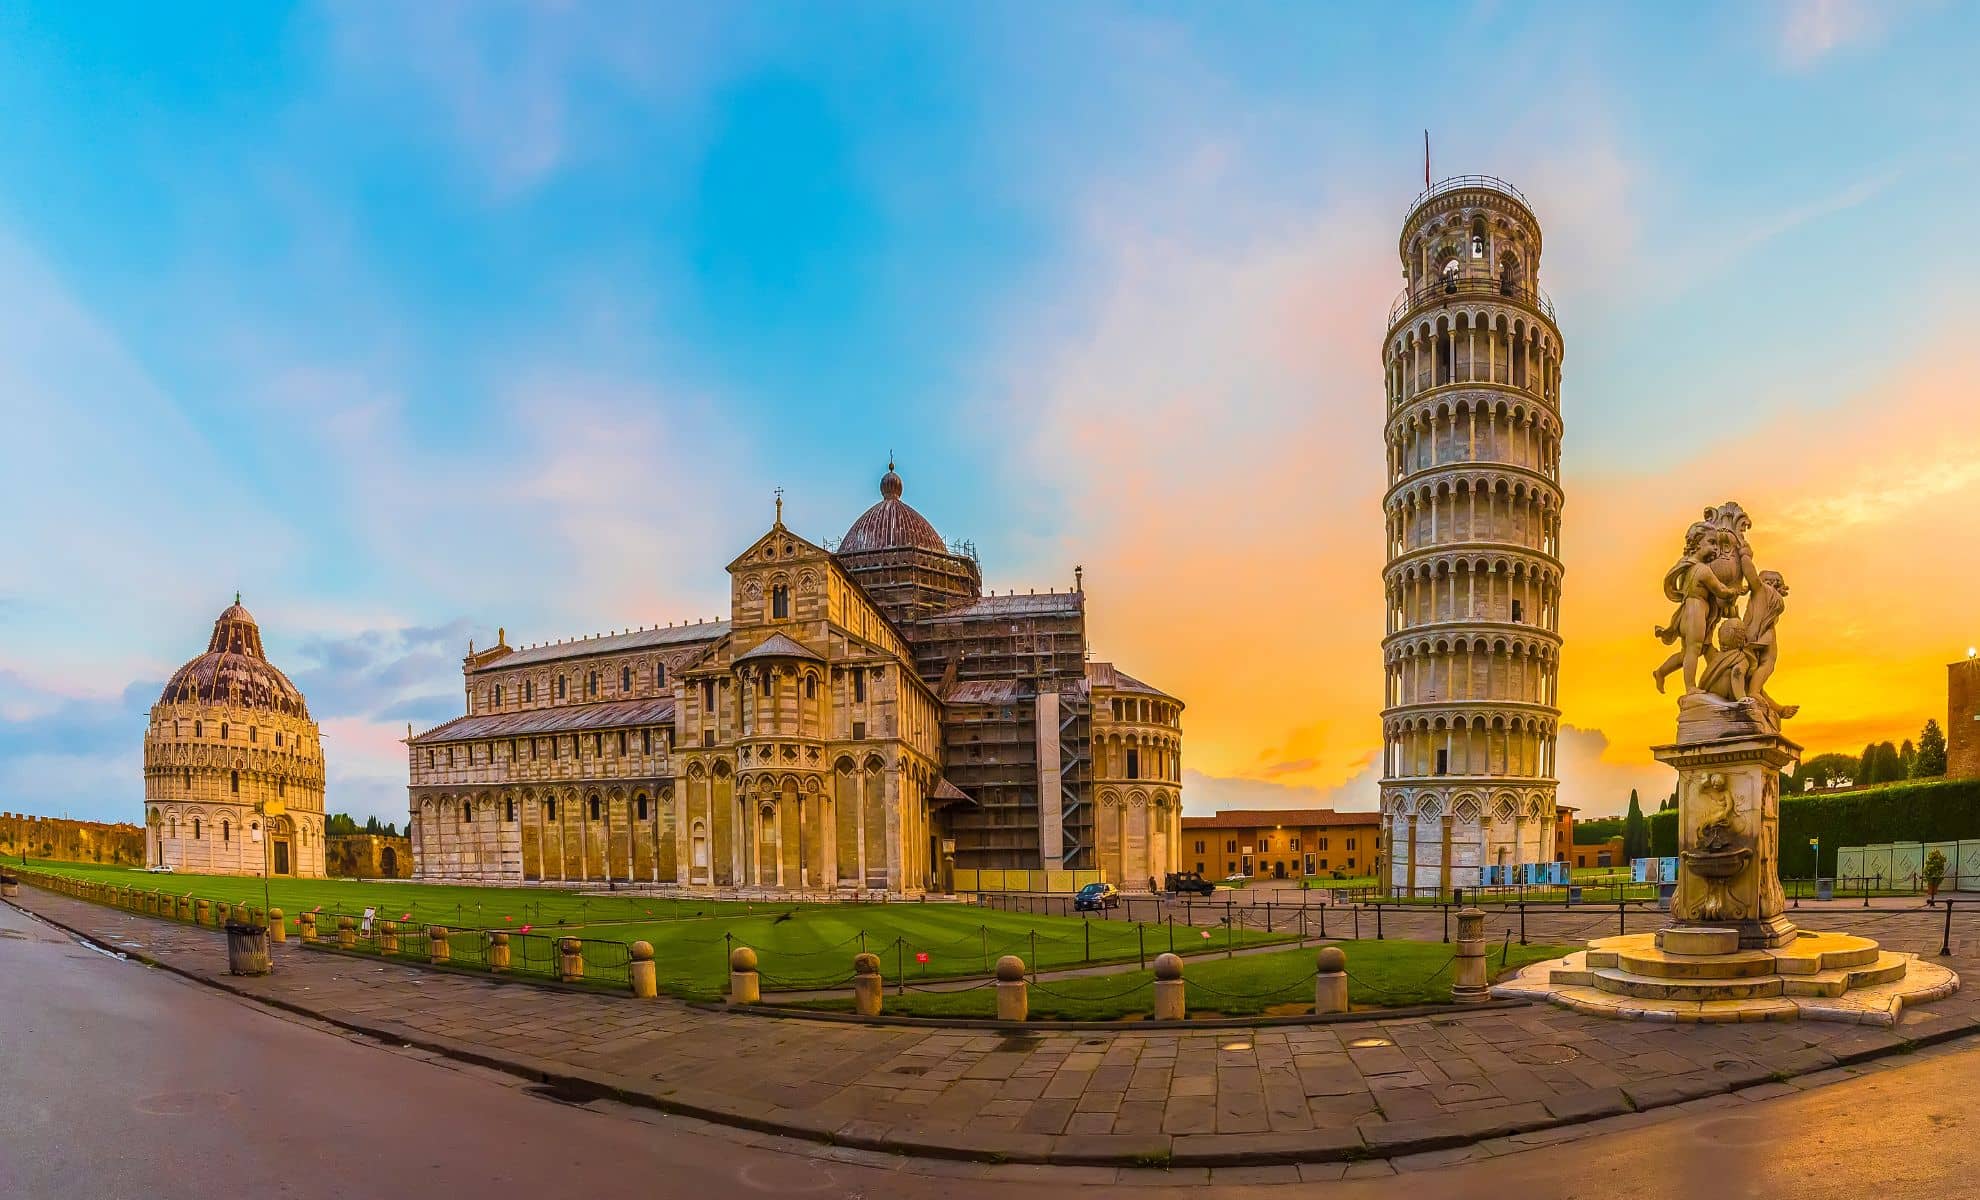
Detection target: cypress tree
<box><xmin>1858</xmin><ymin>742</ymin><xmax>1880</xmax><ymax>785</ymax></box>
<box><xmin>1623</xmin><ymin>789</ymin><xmax>1649</xmax><ymax>861</ymax></box>
<box><xmin>1916</xmin><ymin>719</ymin><xmax>1948</xmax><ymax>778</ymax></box>
<box><xmin>1901</xmin><ymin>740</ymin><xmax>1916</xmax><ymax>778</ymax></box>
<box><xmin>1876</xmin><ymin>741</ymin><xmax>1903</xmax><ymax>784</ymax></box>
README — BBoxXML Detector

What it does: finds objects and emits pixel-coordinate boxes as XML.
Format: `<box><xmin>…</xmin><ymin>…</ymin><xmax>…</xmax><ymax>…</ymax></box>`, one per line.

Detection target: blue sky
<box><xmin>4</xmin><ymin>2</ymin><xmax>1978</xmax><ymax>825</ymax></box>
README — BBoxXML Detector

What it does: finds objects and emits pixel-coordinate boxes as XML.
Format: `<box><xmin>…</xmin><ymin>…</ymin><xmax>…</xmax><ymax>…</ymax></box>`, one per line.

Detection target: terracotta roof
<box><xmin>1181</xmin><ymin>808</ymin><xmax>1383</xmax><ymax>830</ymax></box>
<box><xmin>411</xmin><ymin>696</ymin><xmax>678</xmax><ymax>745</ymax></box>
<box><xmin>925</xmin><ymin>592</ymin><xmax>1083</xmax><ymax>623</ymax></box>
<box><xmin>1087</xmin><ymin>661</ymin><xmax>1177</xmax><ymax>701</ymax></box>
<box><xmin>930</xmin><ymin>778</ymin><xmax>976</xmax><ymax>809</ymax></box>
<box><xmin>942</xmin><ymin>679</ymin><xmax>1036</xmax><ymax>705</ymax></box>
<box><xmin>158</xmin><ymin>598</ymin><xmax>310</xmax><ymax>718</ymax></box>
<box><xmin>734</xmin><ymin>632</ymin><xmax>823</xmax><ymax>663</ymax></box>
<box><xmin>838</xmin><ymin>464</ymin><xmax>948</xmax><ymax>555</ymax></box>
<box><xmin>476</xmin><ymin>622</ymin><xmax>729</xmax><ymax>671</ymax></box>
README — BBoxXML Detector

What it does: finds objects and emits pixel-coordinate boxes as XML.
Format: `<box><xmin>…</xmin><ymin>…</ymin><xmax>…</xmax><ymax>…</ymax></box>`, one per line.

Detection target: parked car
<box><xmin>1164</xmin><ymin>871</ymin><xmax>1216</xmax><ymax>897</ymax></box>
<box><xmin>1073</xmin><ymin>881</ymin><xmax>1121</xmax><ymax>911</ymax></box>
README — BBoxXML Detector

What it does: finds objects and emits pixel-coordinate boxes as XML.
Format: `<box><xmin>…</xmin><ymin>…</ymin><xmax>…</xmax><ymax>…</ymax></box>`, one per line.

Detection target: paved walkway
<box><xmin>11</xmin><ymin>883</ymin><xmax>1980</xmax><ymax>1168</ymax></box>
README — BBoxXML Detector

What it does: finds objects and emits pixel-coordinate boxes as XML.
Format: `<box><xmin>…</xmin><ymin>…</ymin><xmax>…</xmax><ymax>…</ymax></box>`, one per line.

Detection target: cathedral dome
<box><xmin>840</xmin><ymin>463</ymin><xmax>947</xmax><ymax>555</ymax></box>
<box><xmin>158</xmin><ymin>596</ymin><xmax>310</xmax><ymax>718</ymax></box>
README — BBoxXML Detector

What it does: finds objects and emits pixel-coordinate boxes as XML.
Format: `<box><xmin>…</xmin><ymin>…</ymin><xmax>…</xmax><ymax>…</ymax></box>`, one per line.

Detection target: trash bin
<box><xmin>225</xmin><ymin>921</ymin><xmax>272</xmax><ymax>977</ymax></box>
<box><xmin>1816</xmin><ymin>877</ymin><xmax>1834</xmax><ymax>902</ymax></box>
<box><xmin>1567</xmin><ymin>885</ymin><xmax>1583</xmax><ymax>905</ymax></box>
<box><xmin>1656</xmin><ymin>881</ymin><xmax>1678</xmax><ymax>911</ymax></box>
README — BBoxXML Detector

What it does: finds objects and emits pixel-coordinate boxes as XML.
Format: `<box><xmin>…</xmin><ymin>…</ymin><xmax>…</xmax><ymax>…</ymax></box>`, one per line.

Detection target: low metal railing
<box><xmin>1389</xmin><ymin>275</ymin><xmax>1557</xmax><ymax>326</ymax></box>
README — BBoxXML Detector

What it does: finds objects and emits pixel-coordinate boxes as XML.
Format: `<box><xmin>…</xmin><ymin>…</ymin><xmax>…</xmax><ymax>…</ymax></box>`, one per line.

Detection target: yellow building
<box><xmin>407</xmin><ymin>467</ymin><xmax>1182</xmax><ymax>895</ymax></box>
<box><xmin>143</xmin><ymin>598</ymin><xmax>327</xmax><ymax>877</ymax></box>
<box><xmin>1180</xmin><ymin>809</ymin><xmax>1385</xmax><ymax>881</ymax></box>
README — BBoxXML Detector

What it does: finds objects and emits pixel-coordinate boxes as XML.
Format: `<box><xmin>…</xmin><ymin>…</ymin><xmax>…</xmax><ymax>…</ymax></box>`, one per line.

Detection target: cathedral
<box><xmin>406</xmin><ymin>466</ymin><xmax>1183</xmax><ymax>895</ymax></box>
<box><xmin>143</xmin><ymin>598</ymin><xmax>328</xmax><ymax>877</ymax></box>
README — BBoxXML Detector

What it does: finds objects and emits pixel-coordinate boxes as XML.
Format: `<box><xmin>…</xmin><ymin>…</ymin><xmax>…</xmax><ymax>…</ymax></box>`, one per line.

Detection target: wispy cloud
<box><xmin>1777</xmin><ymin>0</ymin><xmax>1893</xmax><ymax>68</ymax></box>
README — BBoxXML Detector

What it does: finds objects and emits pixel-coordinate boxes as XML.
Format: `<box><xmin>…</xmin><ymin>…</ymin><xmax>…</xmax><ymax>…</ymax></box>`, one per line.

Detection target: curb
<box><xmin>11</xmin><ymin>887</ymin><xmax>1980</xmax><ymax>1170</ymax></box>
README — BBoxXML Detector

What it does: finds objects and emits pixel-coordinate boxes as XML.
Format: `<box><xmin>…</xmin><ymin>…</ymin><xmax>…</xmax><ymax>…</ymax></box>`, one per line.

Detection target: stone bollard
<box><xmin>1</xmin><ymin>876</ymin><xmax>19</xmax><ymax>900</ymax></box>
<box><xmin>196</xmin><ymin>898</ymin><xmax>212</xmax><ymax>927</ymax></box>
<box><xmin>1452</xmin><ymin>907</ymin><xmax>1489</xmax><ymax>1004</ymax></box>
<box><xmin>379</xmin><ymin>920</ymin><xmax>400</xmax><ymax>955</ymax></box>
<box><xmin>995</xmin><ymin>955</ymin><xmax>1028</xmax><ymax>1022</ymax></box>
<box><xmin>298</xmin><ymin>912</ymin><xmax>318</xmax><ymax>943</ymax></box>
<box><xmin>852</xmin><ymin>952</ymin><xmax>883</xmax><ymax>1016</ymax></box>
<box><xmin>629</xmin><ymin>941</ymin><xmax>657</xmax><ymax>999</ymax></box>
<box><xmin>429</xmin><ymin>925</ymin><xmax>451</xmax><ymax>964</ymax></box>
<box><xmin>218</xmin><ymin>902</ymin><xmax>233</xmax><ymax>927</ymax></box>
<box><xmin>728</xmin><ymin>945</ymin><xmax>759</xmax><ymax>1004</ymax></box>
<box><xmin>337</xmin><ymin>915</ymin><xmax>356</xmax><ymax>950</ymax></box>
<box><xmin>488</xmin><ymin>930</ymin><xmax>511</xmax><ymax>973</ymax></box>
<box><xmin>1315</xmin><ymin>945</ymin><xmax>1349</xmax><ymax>1015</ymax></box>
<box><xmin>268</xmin><ymin>908</ymin><xmax>286</xmax><ymax>943</ymax></box>
<box><xmin>1152</xmin><ymin>952</ymin><xmax>1186</xmax><ymax>1020</ymax></box>
<box><xmin>177</xmin><ymin>896</ymin><xmax>192</xmax><ymax>922</ymax></box>
<box><xmin>557</xmin><ymin>937</ymin><xmax>586</xmax><ymax>983</ymax></box>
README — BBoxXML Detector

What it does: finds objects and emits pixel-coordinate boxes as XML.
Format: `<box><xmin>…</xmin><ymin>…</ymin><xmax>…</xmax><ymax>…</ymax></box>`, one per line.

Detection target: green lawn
<box><xmin>787</xmin><ymin>938</ymin><xmax>1576</xmax><ymax>1019</ymax></box>
<box><xmin>1298</xmin><ymin>875</ymin><xmax>1380</xmax><ymax>890</ymax></box>
<box><xmin>12</xmin><ymin>858</ymin><xmax>1294</xmax><ymax>1000</ymax></box>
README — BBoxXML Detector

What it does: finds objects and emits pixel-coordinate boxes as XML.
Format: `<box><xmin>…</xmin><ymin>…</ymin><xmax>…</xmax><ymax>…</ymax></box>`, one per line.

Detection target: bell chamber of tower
<box><xmin>1379</xmin><ymin>176</ymin><xmax>1565</xmax><ymax>897</ymax></box>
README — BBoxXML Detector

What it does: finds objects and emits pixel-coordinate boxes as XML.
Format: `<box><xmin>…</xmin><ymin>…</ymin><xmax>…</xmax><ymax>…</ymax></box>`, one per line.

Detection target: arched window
<box><xmin>621</xmin><ymin>665</ymin><xmax>631</xmax><ymax>692</ymax></box>
<box><xmin>556</xmin><ymin>675</ymin><xmax>567</xmax><ymax>700</ymax></box>
<box><xmin>524</xmin><ymin>679</ymin><xmax>535</xmax><ymax>702</ymax></box>
<box><xmin>759</xmin><ymin>671</ymin><xmax>771</xmax><ymax>696</ymax></box>
<box><xmin>505</xmin><ymin>798</ymin><xmax>516</xmax><ymax>822</ymax></box>
<box><xmin>805</xmin><ymin>675</ymin><xmax>817</xmax><ymax>700</ymax></box>
<box><xmin>462</xmin><ymin>801</ymin><xmax>472</xmax><ymax>823</ymax></box>
<box><xmin>427</xmin><ymin>750</ymin><xmax>435</xmax><ymax>769</ymax></box>
<box><xmin>617</xmin><ymin>730</ymin><xmax>628</xmax><ymax>755</ymax></box>
<box><xmin>183</xmin><ymin>768</ymin><xmax>192</xmax><ymax>789</ymax></box>
<box><xmin>641</xmin><ymin>728</ymin><xmax>651</xmax><ymax>754</ymax></box>
<box><xmin>771</xmin><ymin>584</ymin><xmax>790</xmax><ymax>620</ymax></box>
<box><xmin>220</xmin><ymin>722</ymin><xmax>229</xmax><ymax>740</ymax></box>
<box><xmin>1126</xmin><ymin>749</ymin><xmax>1140</xmax><ymax>780</ymax></box>
<box><xmin>230</xmin><ymin>770</ymin><xmax>240</xmax><ymax>794</ymax></box>
<box><xmin>586</xmin><ymin>671</ymin><xmax>598</xmax><ymax>697</ymax></box>
<box><xmin>636</xmin><ymin>794</ymin><xmax>649</xmax><ymax>821</ymax></box>
<box><xmin>275</xmin><ymin>731</ymin><xmax>283</xmax><ymax>747</ymax></box>
<box><xmin>493</xmin><ymin>684</ymin><xmax>504</xmax><ymax>707</ymax></box>
<box><xmin>194</xmin><ymin>721</ymin><xmax>203</xmax><ymax>737</ymax></box>
<box><xmin>655</xmin><ymin>663</ymin><xmax>666</xmax><ymax>688</ymax></box>
<box><xmin>277</xmin><ymin>779</ymin><xmax>286</xmax><ymax>797</ymax></box>
<box><xmin>588</xmin><ymin>795</ymin><xmax>601</xmax><ymax>821</ymax></box>
<box><xmin>249</xmin><ymin>726</ymin><xmax>258</xmax><ymax>743</ymax></box>
<box><xmin>193</xmin><ymin>818</ymin><xmax>202</xmax><ymax>840</ymax></box>
<box><xmin>545</xmin><ymin>798</ymin><xmax>557</xmax><ymax>820</ymax></box>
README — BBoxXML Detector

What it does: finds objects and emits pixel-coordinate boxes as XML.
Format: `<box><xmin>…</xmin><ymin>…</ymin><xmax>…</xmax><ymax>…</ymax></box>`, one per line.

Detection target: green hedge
<box><xmin>1573</xmin><ymin>816</ymin><xmax>1625</xmax><ymax>844</ymax></box>
<box><xmin>1648</xmin><ymin>777</ymin><xmax>1980</xmax><ymax>876</ymax></box>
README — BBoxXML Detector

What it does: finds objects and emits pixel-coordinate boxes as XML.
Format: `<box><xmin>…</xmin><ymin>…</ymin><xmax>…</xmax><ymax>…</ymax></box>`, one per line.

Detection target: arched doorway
<box><xmin>381</xmin><ymin>845</ymin><xmax>398</xmax><ymax>877</ymax></box>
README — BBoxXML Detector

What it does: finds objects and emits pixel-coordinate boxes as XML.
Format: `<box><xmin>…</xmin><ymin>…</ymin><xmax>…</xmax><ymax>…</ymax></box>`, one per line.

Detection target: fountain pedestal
<box><xmin>1656</xmin><ymin>730</ymin><xmax>1799</xmax><ymax>951</ymax></box>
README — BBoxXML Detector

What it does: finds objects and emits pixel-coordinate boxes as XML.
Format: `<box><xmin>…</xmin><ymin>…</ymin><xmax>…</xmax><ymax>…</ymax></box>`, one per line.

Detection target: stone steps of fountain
<box><xmin>1556</xmin><ymin>950</ymin><xmax>1913</xmax><ymax>1002</ymax></box>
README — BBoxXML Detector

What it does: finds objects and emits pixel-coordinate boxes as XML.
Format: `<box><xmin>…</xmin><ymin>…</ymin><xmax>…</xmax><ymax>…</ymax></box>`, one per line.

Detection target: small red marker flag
<box><xmin>1201</xmin><ymin>929</ymin><xmax>1212</xmax><ymax>940</ymax></box>
<box><xmin>402</xmin><ymin>912</ymin><xmax>412</xmax><ymax>921</ymax></box>
<box><xmin>519</xmin><ymin>924</ymin><xmax>532</xmax><ymax>934</ymax></box>
<box><xmin>504</xmin><ymin>915</ymin><xmax>512</xmax><ymax>922</ymax></box>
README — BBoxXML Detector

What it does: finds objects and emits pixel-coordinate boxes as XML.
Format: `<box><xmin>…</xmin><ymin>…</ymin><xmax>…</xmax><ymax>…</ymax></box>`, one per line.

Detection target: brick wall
<box><xmin>1952</xmin><ymin>660</ymin><xmax>1980</xmax><ymax>781</ymax></box>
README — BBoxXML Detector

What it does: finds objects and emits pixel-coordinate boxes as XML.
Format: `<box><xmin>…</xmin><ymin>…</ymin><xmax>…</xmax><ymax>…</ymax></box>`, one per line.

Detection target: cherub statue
<box><xmin>1742</xmin><ymin>569</ymin><xmax>1797</xmax><ymax>720</ymax></box>
<box><xmin>1695</xmin><ymin>618</ymin><xmax>1757</xmax><ymax>703</ymax></box>
<box><xmin>1652</xmin><ymin>521</ymin><xmax>1747</xmax><ymax>694</ymax></box>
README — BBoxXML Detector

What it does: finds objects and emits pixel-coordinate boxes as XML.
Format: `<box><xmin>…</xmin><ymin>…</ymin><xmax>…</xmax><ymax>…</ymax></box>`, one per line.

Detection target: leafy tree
<box><xmin>1858</xmin><ymin>742</ymin><xmax>1880</xmax><ymax>785</ymax></box>
<box><xmin>325</xmin><ymin>812</ymin><xmax>360</xmax><ymax>837</ymax></box>
<box><xmin>1901</xmin><ymin>739</ymin><xmax>1917</xmax><ymax>777</ymax></box>
<box><xmin>1916</xmin><ymin>719</ymin><xmax>1949</xmax><ymax>778</ymax></box>
<box><xmin>1623</xmin><ymin>790</ymin><xmax>1650</xmax><ymax>862</ymax></box>
<box><xmin>1659</xmin><ymin>789</ymin><xmax>1678</xmax><ymax>812</ymax></box>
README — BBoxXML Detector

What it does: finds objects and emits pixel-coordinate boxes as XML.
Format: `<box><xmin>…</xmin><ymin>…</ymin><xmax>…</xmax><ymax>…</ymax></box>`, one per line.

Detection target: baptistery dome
<box><xmin>158</xmin><ymin>597</ymin><xmax>310</xmax><ymax>718</ymax></box>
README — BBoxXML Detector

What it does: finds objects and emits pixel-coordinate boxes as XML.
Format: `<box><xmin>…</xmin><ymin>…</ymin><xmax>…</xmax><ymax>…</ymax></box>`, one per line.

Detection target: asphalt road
<box><xmin>2</xmin><ymin>895</ymin><xmax>1975</xmax><ymax>1199</ymax></box>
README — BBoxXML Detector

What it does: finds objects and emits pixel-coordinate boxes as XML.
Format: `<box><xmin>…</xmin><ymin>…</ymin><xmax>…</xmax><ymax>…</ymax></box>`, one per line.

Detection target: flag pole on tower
<box><xmin>1424</xmin><ymin>130</ymin><xmax>1431</xmax><ymax>188</ymax></box>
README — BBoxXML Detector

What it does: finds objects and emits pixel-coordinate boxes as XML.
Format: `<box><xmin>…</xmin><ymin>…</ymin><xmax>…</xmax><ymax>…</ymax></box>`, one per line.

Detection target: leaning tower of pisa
<box><xmin>1379</xmin><ymin>176</ymin><xmax>1565</xmax><ymax>897</ymax></box>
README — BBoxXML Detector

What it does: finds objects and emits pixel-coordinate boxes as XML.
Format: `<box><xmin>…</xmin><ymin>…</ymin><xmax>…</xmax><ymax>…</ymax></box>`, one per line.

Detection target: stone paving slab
<box><xmin>12</xmin><ymin>883</ymin><xmax>1980</xmax><ymax>1167</ymax></box>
